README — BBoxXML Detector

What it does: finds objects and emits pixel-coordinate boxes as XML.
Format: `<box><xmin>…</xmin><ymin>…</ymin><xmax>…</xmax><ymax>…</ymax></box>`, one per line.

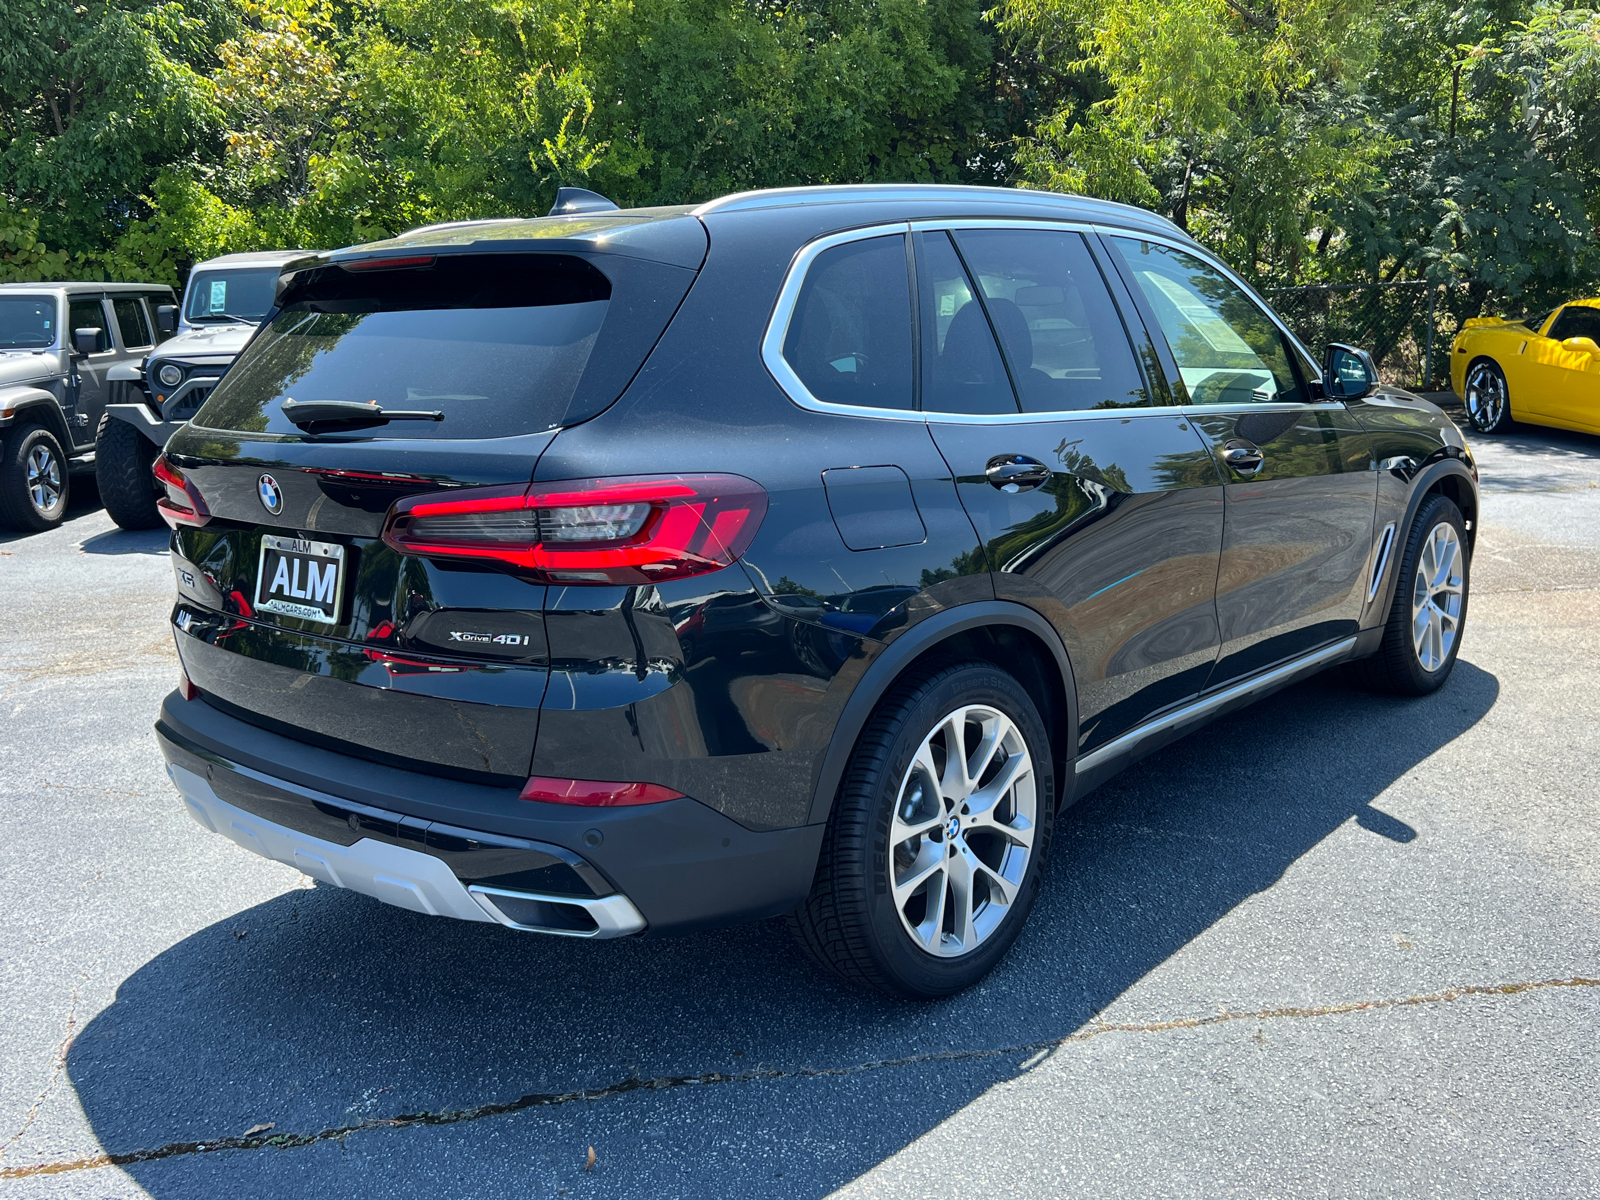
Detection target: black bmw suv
<box><xmin>155</xmin><ymin>185</ymin><xmax>1478</xmax><ymax>997</ymax></box>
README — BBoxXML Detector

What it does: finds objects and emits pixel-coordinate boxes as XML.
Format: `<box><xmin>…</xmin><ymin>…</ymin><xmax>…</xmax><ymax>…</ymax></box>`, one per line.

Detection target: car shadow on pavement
<box><xmin>1467</xmin><ymin>424</ymin><xmax>1600</xmax><ymax>469</ymax></box>
<box><xmin>76</xmin><ymin>526</ymin><xmax>170</xmax><ymax>555</ymax></box>
<box><xmin>0</xmin><ymin>476</ymin><xmax>103</xmax><ymax>544</ymax></box>
<box><xmin>63</xmin><ymin>660</ymin><xmax>1499</xmax><ymax>1198</ymax></box>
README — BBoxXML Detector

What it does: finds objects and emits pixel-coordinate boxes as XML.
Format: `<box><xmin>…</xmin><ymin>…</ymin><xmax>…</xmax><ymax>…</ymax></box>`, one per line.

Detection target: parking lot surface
<box><xmin>2</xmin><ymin>412</ymin><xmax>1598</xmax><ymax>1198</ymax></box>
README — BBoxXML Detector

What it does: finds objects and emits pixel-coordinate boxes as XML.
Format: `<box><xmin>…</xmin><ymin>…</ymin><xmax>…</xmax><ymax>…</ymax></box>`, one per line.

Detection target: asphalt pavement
<box><xmin>2</xmin><ymin>411</ymin><xmax>1598</xmax><ymax>1199</ymax></box>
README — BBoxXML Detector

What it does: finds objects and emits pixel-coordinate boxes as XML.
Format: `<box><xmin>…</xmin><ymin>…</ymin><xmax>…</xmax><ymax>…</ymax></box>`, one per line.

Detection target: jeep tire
<box><xmin>95</xmin><ymin>413</ymin><xmax>163</xmax><ymax>530</ymax></box>
<box><xmin>0</xmin><ymin>423</ymin><xmax>71</xmax><ymax>532</ymax></box>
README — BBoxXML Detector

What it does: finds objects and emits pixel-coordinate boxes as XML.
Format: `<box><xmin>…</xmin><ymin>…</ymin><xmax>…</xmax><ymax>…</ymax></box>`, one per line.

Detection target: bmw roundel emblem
<box><xmin>257</xmin><ymin>473</ymin><xmax>283</xmax><ymax>515</ymax></box>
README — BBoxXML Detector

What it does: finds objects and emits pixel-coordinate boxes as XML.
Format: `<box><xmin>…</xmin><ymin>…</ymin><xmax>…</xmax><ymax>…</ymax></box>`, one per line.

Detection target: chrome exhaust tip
<box><xmin>468</xmin><ymin>885</ymin><xmax>646</xmax><ymax>938</ymax></box>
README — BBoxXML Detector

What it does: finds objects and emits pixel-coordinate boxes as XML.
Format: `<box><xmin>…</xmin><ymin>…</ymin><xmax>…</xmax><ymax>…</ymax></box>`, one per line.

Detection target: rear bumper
<box><xmin>167</xmin><ymin>760</ymin><xmax>646</xmax><ymax>936</ymax></box>
<box><xmin>156</xmin><ymin>691</ymin><xmax>824</xmax><ymax>936</ymax></box>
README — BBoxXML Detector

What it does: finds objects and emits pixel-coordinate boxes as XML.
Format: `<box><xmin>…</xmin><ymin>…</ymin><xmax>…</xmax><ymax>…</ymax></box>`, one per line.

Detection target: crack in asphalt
<box><xmin>4</xmin><ymin>974</ymin><xmax>1595</xmax><ymax>1180</ymax></box>
<box><xmin>0</xmin><ymin>976</ymin><xmax>84</xmax><ymax>1166</ymax></box>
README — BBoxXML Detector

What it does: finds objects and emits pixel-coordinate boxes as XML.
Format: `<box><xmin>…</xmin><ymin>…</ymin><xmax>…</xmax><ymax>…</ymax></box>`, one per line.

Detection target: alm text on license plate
<box><xmin>254</xmin><ymin>534</ymin><xmax>346</xmax><ymax>624</ymax></box>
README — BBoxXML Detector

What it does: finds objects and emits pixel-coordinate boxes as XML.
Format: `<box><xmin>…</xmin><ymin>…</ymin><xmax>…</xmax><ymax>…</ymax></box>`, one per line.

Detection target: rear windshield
<box><xmin>184</xmin><ymin>268</ymin><xmax>281</xmax><ymax>323</ymax></box>
<box><xmin>0</xmin><ymin>296</ymin><xmax>57</xmax><ymax>349</ymax></box>
<box><xmin>192</xmin><ymin>255</ymin><xmax>611</xmax><ymax>441</ymax></box>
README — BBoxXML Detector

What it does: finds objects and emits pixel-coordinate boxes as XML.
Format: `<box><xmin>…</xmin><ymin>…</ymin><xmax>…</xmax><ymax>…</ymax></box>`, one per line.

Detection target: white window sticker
<box><xmin>1142</xmin><ymin>271</ymin><xmax>1256</xmax><ymax>356</ymax></box>
<box><xmin>209</xmin><ymin>281</ymin><xmax>227</xmax><ymax>312</ymax></box>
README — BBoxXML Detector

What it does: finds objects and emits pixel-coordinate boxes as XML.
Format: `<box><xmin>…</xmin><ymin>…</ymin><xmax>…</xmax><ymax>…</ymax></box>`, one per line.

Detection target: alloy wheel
<box><xmin>888</xmin><ymin>704</ymin><xmax>1036</xmax><ymax>958</ymax></box>
<box><xmin>26</xmin><ymin>444</ymin><xmax>62</xmax><ymax>513</ymax></box>
<box><xmin>1411</xmin><ymin>521</ymin><xmax>1464</xmax><ymax>671</ymax></box>
<box><xmin>1463</xmin><ymin>363</ymin><xmax>1506</xmax><ymax>431</ymax></box>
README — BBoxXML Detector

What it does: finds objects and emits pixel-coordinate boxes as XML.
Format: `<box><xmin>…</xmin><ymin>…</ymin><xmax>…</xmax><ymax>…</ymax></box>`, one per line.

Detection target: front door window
<box><xmin>1110</xmin><ymin>238</ymin><xmax>1305</xmax><ymax>405</ymax></box>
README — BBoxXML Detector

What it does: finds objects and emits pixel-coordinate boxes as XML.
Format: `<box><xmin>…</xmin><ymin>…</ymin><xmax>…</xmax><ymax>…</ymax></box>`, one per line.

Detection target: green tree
<box><xmin>0</xmin><ymin>0</ymin><xmax>234</xmax><ymax>277</ymax></box>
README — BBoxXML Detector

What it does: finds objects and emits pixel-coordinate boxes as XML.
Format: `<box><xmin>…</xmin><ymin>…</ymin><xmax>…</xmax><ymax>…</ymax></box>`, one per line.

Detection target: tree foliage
<box><xmin>0</xmin><ymin>0</ymin><xmax>1596</xmax><ymax>317</ymax></box>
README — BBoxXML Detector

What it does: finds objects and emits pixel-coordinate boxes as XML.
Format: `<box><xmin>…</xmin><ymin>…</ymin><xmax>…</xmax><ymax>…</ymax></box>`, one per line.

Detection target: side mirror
<box><xmin>1323</xmin><ymin>342</ymin><xmax>1379</xmax><ymax>399</ymax></box>
<box><xmin>155</xmin><ymin>305</ymin><xmax>179</xmax><ymax>334</ymax></box>
<box><xmin>73</xmin><ymin>327</ymin><xmax>103</xmax><ymax>356</ymax></box>
<box><xmin>1562</xmin><ymin>336</ymin><xmax>1600</xmax><ymax>357</ymax></box>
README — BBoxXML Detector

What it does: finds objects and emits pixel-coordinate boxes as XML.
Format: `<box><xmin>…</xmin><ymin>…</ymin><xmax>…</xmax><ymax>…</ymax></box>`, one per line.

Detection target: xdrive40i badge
<box><xmin>449</xmin><ymin>631</ymin><xmax>530</xmax><ymax>646</ymax></box>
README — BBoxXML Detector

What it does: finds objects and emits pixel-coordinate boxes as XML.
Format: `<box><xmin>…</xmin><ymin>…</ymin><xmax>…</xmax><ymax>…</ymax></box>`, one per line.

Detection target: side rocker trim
<box><xmin>1073</xmin><ymin>637</ymin><xmax>1358</xmax><ymax>792</ymax></box>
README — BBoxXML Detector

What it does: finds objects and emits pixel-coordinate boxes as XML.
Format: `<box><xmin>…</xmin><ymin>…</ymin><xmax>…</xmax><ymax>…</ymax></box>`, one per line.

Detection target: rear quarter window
<box><xmin>193</xmin><ymin>255</ymin><xmax>614</xmax><ymax>441</ymax></box>
<box><xmin>781</xmin><ymin>235</ymin><xmax>915</xmax><ymax>411</ymax></box>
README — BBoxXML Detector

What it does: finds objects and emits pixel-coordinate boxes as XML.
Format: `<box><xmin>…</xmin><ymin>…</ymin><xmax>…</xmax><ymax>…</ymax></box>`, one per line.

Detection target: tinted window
<box><xmin>916</xmin><ymin>231</ymin><xmax>1017</xmax><ymax>415</ymax></box>
<box><xmin>146</xmin><ymin>293</ymin><xmax>176</xmax><ymax>342</ymax></box>
<box><xmin>68</xmin><ymin>299</ymin><xmax>110</xmax><ymax>353</ymax></box>
<box><xmin>782</xmin><ymin>235</ymin><xmax>914</xmax><ymax>411</ymax></box>
<box><xmin>1112</xmin><ymin>238</ymin><xmax>1303</xmax><ymax>405</ymax></box>
<box><xmin>184</xmin><ymin>268</ymin><xmax>281</xmax><ymax>323</ymax></box>
<box><xmin>112</xmin><ymin>297</ymin><xmax>153</xmax><ymax>348</ymax></box>
<box><xmin>1549</xmin><ymin>305</ymin><xmax>1600</xmax><ymax>343</ymax></box>
<box><xmin>194</xmin><ymin>255</ymin><xmax>610</xmax><ymax>441</ymax></box>
<box><xmin>0</xmin><ymin>296</ymin><xmax>57</xmax><ymax>348</ymax></box>
<box><xmin>954</xmin><ymin>229</ymin><xmax>1148</xmax><ymax>412</ymax></box>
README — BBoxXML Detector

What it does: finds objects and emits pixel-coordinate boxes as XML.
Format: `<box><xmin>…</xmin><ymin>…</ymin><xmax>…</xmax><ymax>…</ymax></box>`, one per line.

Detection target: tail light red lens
<box><xmin>153</xmin><ymin>454</ymin><xmax>211</xmax><ymax>529</ymax></box>
<box><xmin>382</xmin><ymin>474</ymin><xmax>768</xmax><ymax>585</ymax></box>
<box><xmin>520</xmin><ymin>777</ymin><xmax>684</xmax><ymax>806</ymax></box>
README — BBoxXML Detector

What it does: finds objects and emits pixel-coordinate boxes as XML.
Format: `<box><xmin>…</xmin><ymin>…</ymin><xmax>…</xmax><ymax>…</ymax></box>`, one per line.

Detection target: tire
<box><xmin>790</xmin><ymin>661</ymin><xmax>1055</xmax><ymax>998</ymax></box>
<box><xmin>95</xmin><ymin>413</ymin><xmax>163</xmax><ymax>530</ymax></box>
<box><xmin>0</xmin><ymin>423</ymin><xmax>71</xmax><ymax>532</ymax></box>
<box><xmin>1358</xmin><ymin>494</ymin><xmax>1470</xmax><ymax>696</ymax></box>
<box><xmin>1462</xmin><ymin>358</ymin><xmax>1513</xmax><ymax>433</ymax></box>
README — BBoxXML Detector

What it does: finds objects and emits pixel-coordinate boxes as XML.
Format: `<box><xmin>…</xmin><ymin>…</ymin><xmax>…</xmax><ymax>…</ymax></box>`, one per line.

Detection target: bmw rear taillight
<box><xmin>381</xmin><ymin>474</ymin><xmax>768</xmax><ymax>585</ymax></box>
<box><xmin>153</xmin><ymin>454</ymin><xmax>211</xmax><ymax>529</ymax></box>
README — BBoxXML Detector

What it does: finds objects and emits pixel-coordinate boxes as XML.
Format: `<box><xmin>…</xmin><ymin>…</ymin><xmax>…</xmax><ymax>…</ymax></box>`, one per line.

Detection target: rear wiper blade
<box><xmin>281</xmin><ymin>398</ymin><xmax>444</xmax><ymax>428</ymax></box>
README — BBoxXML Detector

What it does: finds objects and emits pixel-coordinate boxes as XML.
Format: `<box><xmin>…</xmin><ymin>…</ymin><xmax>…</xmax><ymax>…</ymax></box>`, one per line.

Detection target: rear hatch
<box><xmin>163</xmin><ymin>214</ymin><xmax>706</xmax><ymax>783</ymax></box>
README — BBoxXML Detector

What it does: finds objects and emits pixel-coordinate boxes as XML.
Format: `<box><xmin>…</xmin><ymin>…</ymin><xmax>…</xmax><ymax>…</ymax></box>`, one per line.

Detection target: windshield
<box><xmin>192</xmin><ymin>254</ymin><xmax>611</xmax><ymax>440</ymax></box>
<box><xmin>0</xmin><ymin>296</ymin><xmax>57</xmax><ymax>349</ymax></box>
<box><xmin>183</xmin><ymin>268</ymin><xmax>281</xmax><ymax>323</ymax></box>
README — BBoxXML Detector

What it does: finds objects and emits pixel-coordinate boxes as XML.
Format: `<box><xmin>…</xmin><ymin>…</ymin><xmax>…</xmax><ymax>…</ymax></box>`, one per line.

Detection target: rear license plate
<box><xmin>254</xmin><ymin>535</ymin><xmax>346</xmax><ymax>624</ymax></box>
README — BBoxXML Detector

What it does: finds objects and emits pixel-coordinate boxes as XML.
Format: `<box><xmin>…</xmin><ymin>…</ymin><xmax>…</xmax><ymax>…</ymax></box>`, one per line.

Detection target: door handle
<box><xmin>985</xmin><ymin>455</ymin><xmax>1051</xmax><ymax>493</ymax></box>
<box><xmin>1221</xmin><ymin>439</ymin><xmax>1265</xmax><ymax>476</ymax></box>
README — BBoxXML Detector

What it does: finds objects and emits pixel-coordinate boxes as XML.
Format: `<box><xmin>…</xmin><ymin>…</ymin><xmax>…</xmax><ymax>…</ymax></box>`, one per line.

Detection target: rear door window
<box><xmin>68</xmin><ymin>298</ymin><xmax>110</xmax><ymax>352</ymax></box>
<box><xmin>112</xmin><ymin>297</ymin><xmax>153</xmax><ymax>349</ymax></box>
<box><xmin>193</xmin><ymin>255</ymin><xmax>612</xmax><ymax>441</ymax></box>
<box><xmin>1111</xmin><ymin>238</ymin><xmax>1304</xmax><ymax>406</ymax></box>
<box><xmin>953</xmin><ymin>229</ymin><xmax>1149</xmax><ymax>412</ymax></box>
<box><xmin>916</xmin><ymin>231</ymin><xmax>1018</xmax><ymax>416</ymax></box>
<box><xmin>781</xmin><ymin>234</ymin><xmax>915</xmax><ymax>411</ymax></box>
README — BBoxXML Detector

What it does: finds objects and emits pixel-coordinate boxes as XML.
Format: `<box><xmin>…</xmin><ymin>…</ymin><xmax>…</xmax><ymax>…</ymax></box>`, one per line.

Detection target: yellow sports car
<box><xmin>1452</xmin><ymin>299</ymin><xmax>1600</xmax><ymax>434</ymax></box>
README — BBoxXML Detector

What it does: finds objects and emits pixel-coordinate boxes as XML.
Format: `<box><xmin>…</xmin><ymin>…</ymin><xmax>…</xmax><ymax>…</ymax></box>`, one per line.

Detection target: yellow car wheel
<box><xmin>1463</xmin><ymin>358</ymin><xmax>1513</xmax><ymax>433</ymax></box>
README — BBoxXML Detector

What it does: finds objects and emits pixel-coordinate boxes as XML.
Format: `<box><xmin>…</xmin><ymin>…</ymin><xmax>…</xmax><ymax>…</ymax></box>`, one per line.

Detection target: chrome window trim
<box><xmin>1091</xmin><ymin>223</ymin><xmax>1326</xmax><ymax>385</ymax></box>
<box><xmin>907</xmin><ymin>217</ymin><xmax>1097</xmax><ymax>235</ymax></box>
<box><xmin>924</xmin><ymin>406</ymin><xmax>1188</xmax><ymax>427</ymax></box>
<box><xmin>1177</xmin><ymin>401</ymin><xmax>1348</xmax><ymax>414</ymax></box>
<box><xmin>761</xmin><ymin>222</ymin><xmax>922</xmax><ymax>423</ymax></box>
<box><xmin>762</xmin><ymin>217</ymin><xmax>1178</xmax><ymax>424</ymax></box>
